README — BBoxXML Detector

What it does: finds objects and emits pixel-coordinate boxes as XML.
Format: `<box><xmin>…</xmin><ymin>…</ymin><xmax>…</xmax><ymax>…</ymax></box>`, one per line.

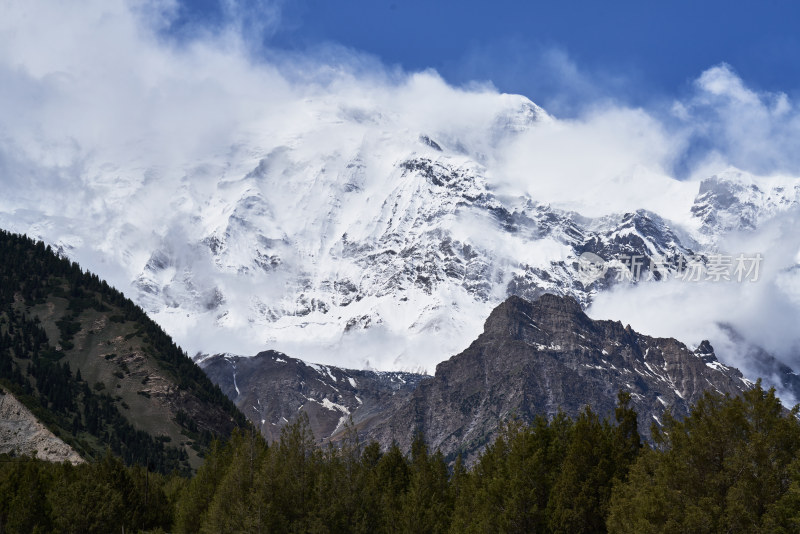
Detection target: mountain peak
<box><xmin>484</xmin><ymin>293</ymin><xmax>587</xmax><ymax>340</ymax></box>
<box><xmin>359</xmin><ymin>295</ymin><xmax>755</xmax><ymax>463</ymax></box>
<box><xmin>531</xmin><ymin>292</ymin><xmax>584</xmax><ymax>314</ymax></box>
<box><xmin>494</xmin><ymin>292</ymin><xmax>583</xmax><ymax>316</ymax></box>
<box><xmin>201</xmin><ymin>295</ymin><xmax>759</xmax><ymax>465</ymax></box>
<box><xmin>695</xmin><ymin>339</ymin><xmax>715</xmax><ymax>356</ymax></box>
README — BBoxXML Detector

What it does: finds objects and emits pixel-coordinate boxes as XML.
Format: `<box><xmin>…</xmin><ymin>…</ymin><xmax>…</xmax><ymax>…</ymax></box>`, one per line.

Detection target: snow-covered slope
<box><xmin>3</xmin><ymin>92</ymin><xmax>800</xmax><ymax>377</ymax></box>
<box><xmin>691</xmin><ymin>170</ymin><xmax>800</xmax><ymax>234</ymax></box>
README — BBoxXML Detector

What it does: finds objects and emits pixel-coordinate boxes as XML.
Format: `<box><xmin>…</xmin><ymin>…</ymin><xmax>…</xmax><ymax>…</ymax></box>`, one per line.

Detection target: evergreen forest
<box><xmin>2</xmin><ymin>385</ymin><xmax>800</xmax><ymax>533</ymax></box>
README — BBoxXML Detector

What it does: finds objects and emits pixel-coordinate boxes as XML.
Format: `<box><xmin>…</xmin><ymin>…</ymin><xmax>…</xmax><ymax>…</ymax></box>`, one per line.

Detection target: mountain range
<box><xmin>1</xmin><ymin>225</ymin><xmax>796</xmax><ymax>468</ymax></box>
<box><xmin>3</xmin><ymin>88</ymin><xmax>800</xmax><ymax>467</ymax></box>
<box><xmin>4</xmin><ymin>92</ymin><xmax>800</xmax><ymax>385</ymax></box>
<box><xmin>203</xmin><ymin>293</ymin><xmax>766</xmax><ymax>463</ymax></box>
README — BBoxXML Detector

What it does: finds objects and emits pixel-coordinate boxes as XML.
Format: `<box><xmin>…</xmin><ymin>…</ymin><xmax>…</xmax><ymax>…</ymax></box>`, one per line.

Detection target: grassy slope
<box><xmin>0</xmin><ymin>230</ymin><xmax>248</xmax><ymax>472</ymax></box>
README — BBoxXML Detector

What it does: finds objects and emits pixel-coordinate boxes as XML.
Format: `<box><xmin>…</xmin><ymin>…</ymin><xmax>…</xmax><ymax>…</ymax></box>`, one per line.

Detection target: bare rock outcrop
<box><xmin>0</xmin><ymin>389</ymin><xmax>83</xmax><ymax>464</ymax></box>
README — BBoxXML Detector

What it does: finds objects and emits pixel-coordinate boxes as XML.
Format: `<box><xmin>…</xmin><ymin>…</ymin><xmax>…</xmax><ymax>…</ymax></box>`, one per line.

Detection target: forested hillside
<box><xmin>0</xmin><ymin>230</ymin><xmax>247</xmax><ymax>473</ymax></box>
<box><xmin>1</xmin><ymin>385</ymin><xmax>799</xmax><ymax>532</ymax></box>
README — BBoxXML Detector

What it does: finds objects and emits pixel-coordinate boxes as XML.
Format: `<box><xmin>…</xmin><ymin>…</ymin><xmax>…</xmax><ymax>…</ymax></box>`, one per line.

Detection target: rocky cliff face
<box><xmin>354</xmin><ymin>294</ymin><xmax>752</xmax><ymax>463</ymax></box>
<box><xmin>201</xmin><ymin>351</ymin><xmax>423</xmax><ymax>443</ymax></box>
<box><xmin>691</xmin><ymin>171</ymin><xmax>800</xmax><ymax>234</ymax></box>
<box><xmin>204</xmin><ymin>294</ymin><xmax>756</xmax><ymax>464</ymax></box>
<box><xmin>0</xmin><ymin>389</ymin><xmax>83</xmax><ymax>464</ymax></box>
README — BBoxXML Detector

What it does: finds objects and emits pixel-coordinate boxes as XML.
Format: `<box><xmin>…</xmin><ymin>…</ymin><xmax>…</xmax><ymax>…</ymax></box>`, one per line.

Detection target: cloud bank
<box><xmin>3</xmin><ymin>2</ymin><xmax>800</xmax><ymax>206</ymax></box>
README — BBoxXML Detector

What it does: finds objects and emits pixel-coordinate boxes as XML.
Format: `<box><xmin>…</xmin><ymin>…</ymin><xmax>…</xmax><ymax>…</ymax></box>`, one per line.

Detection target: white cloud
<box><xmin>492</xmin><ymin>105</ymin><xmax>697</xmax><ymax>220</ymax></box>
<box><xmin>696</xmin><ymin>64</ymin><xmax>761</xmax><ymax>104</ymax></box>
<box><xmin>676</xmin><ymin>63</ymin><xmax>800</xmax><ymax>177</ymax></box>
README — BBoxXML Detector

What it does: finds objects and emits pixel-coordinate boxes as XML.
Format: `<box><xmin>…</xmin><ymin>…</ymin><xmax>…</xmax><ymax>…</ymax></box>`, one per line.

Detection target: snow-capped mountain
<box><xmin>691</xmin><ymin>171</ymin><xmax>800</xmax><ymax>233</ymax></box>
<box><xmin>3</xmin><ymin>90</ymin><xmax>800</xmax><ymax>382</ymax></box>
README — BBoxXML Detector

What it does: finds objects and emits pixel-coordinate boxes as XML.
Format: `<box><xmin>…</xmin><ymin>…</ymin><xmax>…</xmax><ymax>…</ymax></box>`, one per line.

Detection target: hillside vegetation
<box><xmin>0</xmin><ymin>230</ymin><xmax>247</xmax><ymax>473</ymax></box>
<box><xmin>2</xmin><ymin>386</ymin><xmax>800</xmax><ymax>532</ymax></box>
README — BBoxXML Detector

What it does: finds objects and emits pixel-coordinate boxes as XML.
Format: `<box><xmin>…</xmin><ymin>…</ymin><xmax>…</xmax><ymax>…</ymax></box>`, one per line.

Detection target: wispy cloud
<box><xmin>672</xmin><ymin>63</ymin><xmax>800</xmax><ymax>177</ymax></box>
<box><xmin>441</xmin><ymin>40</ymin><xmax>640</xmax><ymax>118</ymax></box>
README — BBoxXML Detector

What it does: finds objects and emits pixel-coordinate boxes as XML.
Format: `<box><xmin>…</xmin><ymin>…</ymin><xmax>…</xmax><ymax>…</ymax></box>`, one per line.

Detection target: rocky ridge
<box><xmin>201</xmin><ymin>351</ymin><xmax>422</xmax><ymax>443</ymax></box>
<box><xmin>354</xmin><ymin>294</ymin><xmax>753</xmax><ymax>463</ymax></box>
<box><xmin>205</xmin><ymin>294</ymin><xmax>758</xmax><ymax>464</ymax></box>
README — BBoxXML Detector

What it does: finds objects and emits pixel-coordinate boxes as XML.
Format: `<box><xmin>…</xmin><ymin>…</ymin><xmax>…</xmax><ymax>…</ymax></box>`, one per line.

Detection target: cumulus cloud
<box><xmin>674</xmin><ymin>63</ymin><xmax>800</xmax><ymax>178</ymax></box>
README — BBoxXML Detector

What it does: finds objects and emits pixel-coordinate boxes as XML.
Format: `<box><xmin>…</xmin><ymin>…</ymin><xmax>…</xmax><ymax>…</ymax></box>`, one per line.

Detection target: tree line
<box><xmin>2</xmin><ymin>384</ymin><xmax>799</xmax><ymax>533</ymax></box>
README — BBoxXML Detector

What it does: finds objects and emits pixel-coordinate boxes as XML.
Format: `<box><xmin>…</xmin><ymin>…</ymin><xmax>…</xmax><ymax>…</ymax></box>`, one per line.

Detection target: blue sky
<box><xmin>170</xmin><ymin>0</ymin><xmax>800</xmax><ymax>116</ymax></box>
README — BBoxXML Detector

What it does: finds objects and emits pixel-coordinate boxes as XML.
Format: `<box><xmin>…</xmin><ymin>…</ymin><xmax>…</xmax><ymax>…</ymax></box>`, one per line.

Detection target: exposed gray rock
<box><xmin>203</xmin><ymin>294</ymin><xmax>756</xmax><ymax>466</ymax></box>
<box><xmin>0</xmin><ymin>389</ymin><xmax>83</xmax><ymax>464</ymax></box>
<box><xmin>200</xmin><ymin>351</ymin><xmax>422</xmax><ymax>443</ymax></box>
<box><xmin>353</xmin><ymin>294</ymin><xmax>752</xmax><ymax>463</ymax></box>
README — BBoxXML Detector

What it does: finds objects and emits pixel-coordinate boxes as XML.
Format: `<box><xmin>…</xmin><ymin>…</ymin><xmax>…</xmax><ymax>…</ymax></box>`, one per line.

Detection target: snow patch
<box><xmin>705</xmin><ymin>360</ymin><xmax>727</xmax><ymax>372</ymax></box>
<box><xmin>318</xmin><ymin>398</ymin><xmax>350</xmax><ymax>414</ymax></box>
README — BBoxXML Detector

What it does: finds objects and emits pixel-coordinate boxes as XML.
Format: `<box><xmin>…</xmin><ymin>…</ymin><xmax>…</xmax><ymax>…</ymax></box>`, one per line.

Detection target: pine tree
<box><xmin>547</xmin><ymin>407</ymin><xmax>618</xmax><ymax>533</ymax></box>
<box><xmin>174</xmin><ymin>439</ymin><xmax>234</xmax><ymax>533</ymax></box>
<box><xmin>400</xmin><ymin>432</ymin><xmax>452</xmax><ymax>533</ymax></box>
<box><xmin>3</xmin><ymin>461</ymin><xmax>53</xmax><ymax>533</ymax></box>
<box><xmin>607</xmin><ymin>383</ymin><xmax>800</xmax><ymax>533</ymax></box>
<box><xmin>376</xmin><ymin>442</ymin><xmax>411</xmax><ymax>533</ymax></box>
<box><xmin>201</xmin><ymin>429</ymin><xmax>268</xmax><ymax>533</ymax></box>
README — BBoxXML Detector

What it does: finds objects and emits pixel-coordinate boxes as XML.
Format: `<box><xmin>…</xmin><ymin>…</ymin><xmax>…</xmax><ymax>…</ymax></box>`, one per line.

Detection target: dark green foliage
<box><xmin>0</xmin><ymin>460</ymin><xmax>53</xmax><ymax>533</ymax></box>
<box><xmin>172</xmin><ymin>439</ymin><xmax>234</xmax><ymax>533</ymax></box>
<box><xmin>55</xmin><ymin>316</ymin><xmax>81</xmax><ymax>347</ymax></box>
<box><xmin>546</xmin><ymin>391</ymin><xmax>642</xmax><ymax>533</ymax></box>
<box><xmin>173</xmin><ymin>416</ymin><xmax>448</xmax><ymax>533</ymax></box>
<box><xmin>448</xmin><ymin>397</ymin><xmax>640</xmax><ymax>534</ymax></box>
<box><xmin>607</xmin><ymin>383</ymin><xmax>800</xmax><ymax>533</ymax></box>
<box><xmin>0</xmin><ymin>452</ymin><xmax>177</xmax><ymax>533</ymax></box>
<box><xmin>0</xmin><ymin>229</ymin><xmax>247</xmax><ymax>474</ymax></box>
<box><xmin>546</xmin><ymin>409</ymin><xmax>619</xmax><ymax>533</ymax></box>
<box><xmin>173</xmin><ymin>394</ymin><xmax>642</xmax><ymax>534</ymax></box>
<box><xmin>400</xmin><ymin>433</ymin><xmax>453</xmax><ymax>533</ymax></box>
<box><xmin>4</xmin><ymin>388</ymin><xmax>799</xmax><ymax>532</ymax></box>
